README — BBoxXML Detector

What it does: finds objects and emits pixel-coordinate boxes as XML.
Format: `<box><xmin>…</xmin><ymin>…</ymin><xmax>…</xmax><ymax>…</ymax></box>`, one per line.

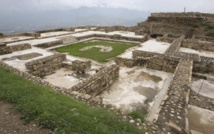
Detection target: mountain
<box><xmin>0</xmin><ymin>7</ymin><xmax>149</xmax><ymax>34</ymax></box>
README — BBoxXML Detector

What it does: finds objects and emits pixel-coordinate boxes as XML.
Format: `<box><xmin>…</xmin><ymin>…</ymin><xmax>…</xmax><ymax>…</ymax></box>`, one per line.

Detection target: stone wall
<box><xmin>132</xmin><ymin>50</ymin><xmax>180</xmax><ymax>73</ymax></box>
<box><xmin>63</xmin><ymin>60</ymin><xmax>91</xmax><ymax>74</ymax></box>
<box><xmin>137</xmin><ymin>23</ymin><xmax>195</xmax><ymax>38</ymax></box>
<box><xmin>70</xmin><ymin>65</ymin><xmax>119</xmax><ymax>96</ymax></box>
<box><xmin>0</xmin><ymin>43</ymin><xmax>31</xmax><ymax>55</ymax></box>
<box><xmin>132</xmin><ymin>50</ymin><xmax>163</xmax><ymax>58</ymax></box>
<box><xmin>132</xmin><ymin>49</ymin><xmax>214</xmax><ymax>73</ymax></box>
<box><xmin>182</xmin><ymin>39</ymin><xmax>214</xmax><ymax>51</ymax></box>
<box><xmin>156</xmin><ymin>36</ymin><xmax>174</xmax><ymax>43</ymax></box>
<box><xmin>156</xmin><ymin>59</ymin><xmax>193</xmax><ymax>133</ymax></box>
<box><xmin>114</xmin><ymin>57</ymin><xmax>138</xmax><ymax>68</ymax></box>
<box><xmin>116</xmin><ymin>50</ymin><xmax>180</xmax><ymax>73</ymax></box>
<box><xmin>10</xmin><ymin>43</ymin><xmax>32</xmax><ymax>51</ymax></box>
<box><xmin>151</xmin><ymin>12</ymin><xmax>203</xmax><ymax>17</ymax></box>
<box><xmin>0</xmin><ymin>33</ymin><xmax>38</xmax><ymax>39</ymax></box>
<box><xmin>194</xmin><ymin>36</ymin><xmax>214</xmax><ymax>43</ymax></box>
<box><xmin>147</xmin><ymin>16</ymin><xmax>204</xmax><ymax>26</ymax></box>
<box><xmin>174</xmin><ymin>52</ymin><xmax>201</xmax><ymax>61</ymax></box>
<box><xmin>165</xmin><ymin>35</ymin><xmax>185</xmax><ymax>56</ymax></box>
<box><xmin>35</xmin><ymin>40</ymin><xmax>63</xmax><ymax>48</ymax></box>
<box><xmin>143</xmin><ymin>56</ymin><xmax>179</xmax><ymax>73</ymax></box>
<box><xmin>193</xmin><ymin>56</ymin><xmax>214</xmax><ymax>73</ymax></box>
<box><xmin>76</xmin><ymin>33</ymin><xmax>148</xmax><ymax>42</ymax></box>
<box><xmin>104</xmin><ymin>26</ymin><xmax>136</xmax><ymax>32</ymax></box>
<box><xmin>116</xmin><ymin>47</ymin><xmax>214</xmax><ymax>74</ymax></box>
<box><xmin>25</xmin><ymin>54</ymin><xmax>66</xmax><ymax>77</ymax></box>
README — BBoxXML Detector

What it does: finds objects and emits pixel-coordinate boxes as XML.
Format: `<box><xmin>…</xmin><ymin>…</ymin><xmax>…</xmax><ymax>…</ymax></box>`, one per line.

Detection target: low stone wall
<box><xmin>104</xmin><ymin>26</ymin><xmax>136</xmax><ymax>32</ymax></box>
<box><xmin>148</xmin><ymin>16</ymin><xmax>204</xmax><ymax>26</ymax></box>
<box><xmin>0</xmin><ymin>46</ymin><xmax>13</xmax><ymax>55</ymax></box>
<box><xmin>59</xmin><ymin>35</ymin><xmax>78</xmax><ymax>44</ymax></box>
<box><xmin>174</xmin><ymin>52</ymin><xmax>201</xmax><ymax>61</ymax></box>
<box><xmin>70</xmin><ymin>65</ymin><xmax>119</xmax><ymax>96</ymax></box>
<box><xmin>0</xmin><ymin>43</ymin><xmax>31</xmax><ymax>55</ymax></box>
<box><xmin>132</xmin><ymin>49</ymin><xmax>214</xmax><ymax>73</ymax></box>
<box><xmin>193</xmin><ymin>56</ymin><xmax>214</xmax><ymax>73</ymax></box>
<box><xmin>156</xmin><ymin>36</ymin><xmax>174</xmax><ymax>43</ymax></box>
<box><xmin>194</xmin><ymin>36</ymin><xmax>214</xmax><ymax>43</ymax></box>
<box><xmin>182</xmin><ymin>39</ymin><xmax>214</xmax><ymax>51</ymax></box>
<box><xmin>10</xmin><ymin>43</ymin><xmax>32</xmax><ymax>51</ymax></box>
<box><xmin>25</xmin><ymin>54</ymin><xmax>66</xmax><ymax>77</ymax></box>
<box><xmin>63</xmin><ymin>60</ymin><xmax>91</xmax><ymax>74</ymax></box>
<box><xmin>0</xmin><ymin>33</ymin><xmax>38</xmax><ymax>39</ymax></box>
<box><xmin>137</xmin><ymin>22</ymin><xmax>195</xmax><ymax>38</ymax></box>
<box><xmin>189</xmin><ymin>90</ymin><xmax>214</xmax><ymax>112</ymax></box>
<box><xmin>156</xmin><ymin>59</ymin><xmax>193</xmax><ymax>133</ymax></box>
<box><xmin>117</xmin><ymin>51</ymin><xmax>180</xmax><ymax>73</ymax></box>
<box><xmin>132</xmin><ymin>50</ymin><xmax>163</xmax><ymax>58</ymax></box>
<box><xmin>76</xmin><ymin>34</ymin><xmax>148</xmax><ymax>42</ymax></box>
<box><xmin>151</xmin><ymin>12</ymin><xmax>203</xmax><ymax>18</ymax></box>
<box><xmin>35</xmin><ymin>40</ymin><xmax>63</xmax><ymax>48</ymax></box>
<box><xmin>165</xmin><ymin>35</ymin><xmax>185</xmax><ymax>56</ymax></box>
<box><xmin>132</xmin><ymin>50</ymin><xmax>180</xmax><ymax>72</ymax></box>
<box><xmin>114</xmin><ymin>57</ymin><xmax>138</xmax><ymax>68</ymax></box>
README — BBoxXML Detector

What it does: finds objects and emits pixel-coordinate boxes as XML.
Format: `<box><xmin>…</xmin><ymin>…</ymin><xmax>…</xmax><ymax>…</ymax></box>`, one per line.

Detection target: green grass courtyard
<box><xmin>56</xmin><ymin>40</ymin><xmax>136</xmax><ymax>62</ymax></box>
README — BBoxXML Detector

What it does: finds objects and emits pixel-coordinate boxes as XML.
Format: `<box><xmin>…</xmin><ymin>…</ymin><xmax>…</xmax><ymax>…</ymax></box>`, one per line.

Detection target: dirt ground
<box><xmin>0</xmin><ymin>101</ymin><xmax>51</xmax><ymax>134</ymax></box>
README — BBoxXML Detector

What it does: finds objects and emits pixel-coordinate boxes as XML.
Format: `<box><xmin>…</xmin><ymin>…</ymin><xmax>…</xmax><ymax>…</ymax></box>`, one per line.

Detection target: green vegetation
<box><xmin>128</xmin><ymin>109</ymin><xmax>145</xmax><ymax>122</ymax></box>
<box><xmin>0</xmin><ymin>33</ymin><xmax>4</xmax><ymax>36</ymax></box>
<box><xmin>202</xmin><ymin>22</ymin><xmax>214</xmax><ymax>37</ymax></box>
<box><xmin>56</xmin><ymin>40</ymin><xmax>136</xmax><ymax>62</ymax></box>
<box><xmin>0</xmin><ymin>66</ymin><xmax>144</xmax><ymax>134</ymax></box>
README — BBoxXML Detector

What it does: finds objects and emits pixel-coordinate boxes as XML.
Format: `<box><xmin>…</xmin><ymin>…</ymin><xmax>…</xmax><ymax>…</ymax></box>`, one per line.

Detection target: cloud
<box><xmin>0</xmin><ymin>0</ymin><xmax>214</xmax><ymax>13</ymax></box>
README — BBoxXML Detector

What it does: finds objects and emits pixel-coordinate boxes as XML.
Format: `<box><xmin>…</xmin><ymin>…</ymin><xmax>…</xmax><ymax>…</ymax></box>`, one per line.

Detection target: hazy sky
<box><xmin>0</xmin><ymin>0</ymin><xmax>214</xmax><ymax>13</ymax></box>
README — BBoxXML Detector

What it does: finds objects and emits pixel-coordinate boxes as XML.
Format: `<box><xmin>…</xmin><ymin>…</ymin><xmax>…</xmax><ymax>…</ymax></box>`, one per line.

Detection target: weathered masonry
<box><xmin>0</xmin><ymin>43</ymin><xmax>31</xmax><ymax>55</ymax></box>
<box><xmin>70</xmin><ymin>65</ymin><xmax>119</xmax><ymax>96</ymax></box>
<box><xmin>157</xmin><ymin>59</ymin><xmax>193</xmax><ymax>133</ymax></box>
<box><xmin>25</xmin><ymin>54</ymin><xmax>66</xmax><ymax>77</ymax></box>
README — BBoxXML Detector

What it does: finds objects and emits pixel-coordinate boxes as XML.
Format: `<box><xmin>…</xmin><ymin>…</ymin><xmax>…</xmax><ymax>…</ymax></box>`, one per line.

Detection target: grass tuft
<box><xmin>128</xmin><ymin>109</ymin><xmax>145</xmax><ymax>122</ymax></box>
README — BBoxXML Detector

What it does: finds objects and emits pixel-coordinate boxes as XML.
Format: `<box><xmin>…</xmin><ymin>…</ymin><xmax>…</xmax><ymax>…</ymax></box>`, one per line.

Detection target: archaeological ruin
<box><xmin>1</xmin><ymin>12</ymin><xmax>214</xmax><ymax>134</ymax></box>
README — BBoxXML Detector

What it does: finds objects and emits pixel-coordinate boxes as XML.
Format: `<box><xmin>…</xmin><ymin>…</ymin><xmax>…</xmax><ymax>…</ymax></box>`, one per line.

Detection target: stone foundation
<box><xmin>156</xmin><ymin>59</ymin><xmax>193</xmax><ymax>133</ymax></box>
<box><xmin>70</xmin><ymin>65</ymin><xmax>119</xmax><ymax>96</ymax></box>
<box><xmin>35</xmin><ymin>40</ymin><xmax>63</xmax><ymax>48</ymax></box>
<box><xmin>76</xmin><ymin>34</ymin><xmax>148</xmax><ymax>42</ymax></box>
<box><xmin>165</xmin><ymin>35</ymin><xmax>185</xmax><ymax>56</ymax></box>
<box><xmin>156</xmin><ymin>36</ymin><xmax>174</xmax><ymax>43</ymax></box>
<box><xmin>0</xmin><ymin>43</ymin><xmax>31</xmax><ymax>55</ymax></box>
<box><xmin>118</xmin><ymin>48</ymin><xmax>214</xmax><ymax>74</ymax></box>
<box><xmin>147</xmin><ymin>16</ymin><xmax>204</xmax><ymax>26</ymax></box>
<box><xmin>182</xmin><ymin>39</ymin><xmax>214</xmax><ymax>51</ymax></box>
<box><xmin>25</xmin><ymin>54</ymin><xmax>66</xmax><ymax>77</ymax></box>
<box><xmin>63</xmin><ymin>60</ymin><xmax>91</xmax><ymax>74</ymax></box>
<box><xmin>114</xmin><ymin>57</ymin><xmax>138</xmax><ymax>68</ymax></box>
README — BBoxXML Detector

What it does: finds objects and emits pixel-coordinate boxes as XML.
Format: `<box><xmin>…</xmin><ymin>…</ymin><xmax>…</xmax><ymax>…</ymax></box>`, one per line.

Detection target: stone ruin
<box><xmin>1</xmin><ymin>12</ymin><xmax>214</xmax><ymax>134</ymax></box>
<box><xmin>63</xmin><ymin>60</ymin><xmax>92</xmax><ymax>75</ymax></box>
<box><xmin>0</xmin><ymin>43</ymin><xmax>31</xmax><ymax>55</ymax></box>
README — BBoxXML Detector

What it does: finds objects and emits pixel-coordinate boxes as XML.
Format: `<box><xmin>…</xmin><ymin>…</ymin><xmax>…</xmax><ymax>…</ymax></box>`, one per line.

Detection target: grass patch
<box><xmin>202</xmin><ymin>22</ymin><xmax>214</xmax><ymax>37</ymax></box>
<box><xmin>56</xmin><ymin>40</ymin><xmax>136</xmax><ymax>62</ymax></box>
<box><xmin>0</xmin><ymin>66</ymin><xmax>144</xmax><ymax>134</ymax></box>
<box><xmin>128</xmin><ymin>109</ymin><xmax>145</xmax><ymax>122</ymax></box>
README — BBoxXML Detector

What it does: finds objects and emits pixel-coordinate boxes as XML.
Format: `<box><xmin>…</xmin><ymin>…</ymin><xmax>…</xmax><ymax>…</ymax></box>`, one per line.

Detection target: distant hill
<box><xmin>0</xmin><ymin>7</ymin><xmax>149</xmax><ymax>34</ymax></box>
